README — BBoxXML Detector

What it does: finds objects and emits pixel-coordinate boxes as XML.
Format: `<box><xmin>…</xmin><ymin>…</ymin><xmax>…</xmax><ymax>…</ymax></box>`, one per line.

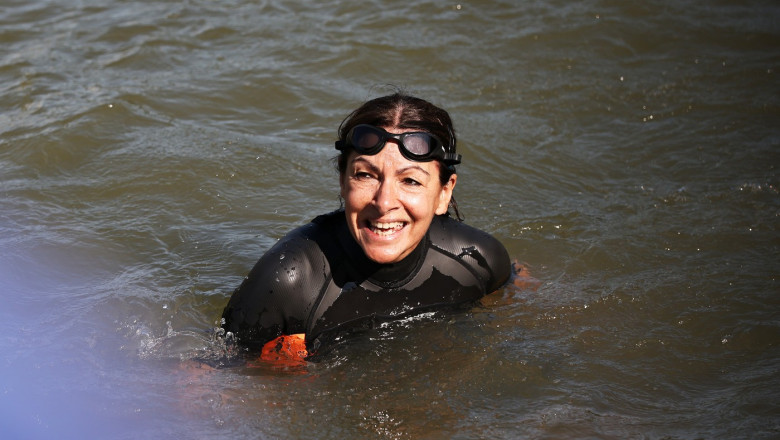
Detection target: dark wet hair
<box><xmin>335</xmin><ymin>92</ymin><xmax>463</xmax><ymax>220</ymax></box>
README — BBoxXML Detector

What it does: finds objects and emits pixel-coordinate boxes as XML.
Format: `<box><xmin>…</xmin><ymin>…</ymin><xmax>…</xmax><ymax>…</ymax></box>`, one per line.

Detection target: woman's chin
<box><xmin>361</xmin><ymin>246</ymin><xmax>404</xmax><ymax>264</ymax></box>
<box><xmin>359</xmin><ymin>241</ymin><xmax>410</xmax><ymax>264</ymax></box>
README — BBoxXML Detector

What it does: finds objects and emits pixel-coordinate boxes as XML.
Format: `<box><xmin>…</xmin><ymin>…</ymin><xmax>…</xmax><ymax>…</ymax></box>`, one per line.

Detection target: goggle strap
<box><xmin>443</xmin><ymin>152</ymin><xmax>462</xmax><ymax>165</ymax></box>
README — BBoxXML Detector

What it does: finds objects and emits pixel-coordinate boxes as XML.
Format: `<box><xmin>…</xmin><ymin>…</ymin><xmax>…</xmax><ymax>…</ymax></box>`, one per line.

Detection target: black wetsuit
<box><xmin>221</xmin><ymin>210</ymin><xmax>511</xmax><ymax>353</ymax></box>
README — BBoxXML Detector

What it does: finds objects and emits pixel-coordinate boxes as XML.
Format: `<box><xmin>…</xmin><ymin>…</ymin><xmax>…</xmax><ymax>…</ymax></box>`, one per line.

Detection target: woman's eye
<box><xmin>354</xmin><ymin>171</ymin><xmax>373</xmax><ymax>180</ymax></box>
<box><xmin>403</xmin><ymin>177</ymin><xmax>421</xmax><ymax>186</ymax></box>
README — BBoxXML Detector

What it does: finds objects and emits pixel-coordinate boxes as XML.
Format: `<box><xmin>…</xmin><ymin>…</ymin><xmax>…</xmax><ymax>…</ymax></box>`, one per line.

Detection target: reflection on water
<box><xmin>1</xmin><ymin>0</ymin><xmax>778</xmax><ymax>438</ymax></box>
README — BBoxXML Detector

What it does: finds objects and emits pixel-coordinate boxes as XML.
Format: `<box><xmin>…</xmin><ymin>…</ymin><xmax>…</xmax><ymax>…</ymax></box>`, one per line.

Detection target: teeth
<box><xmin>370</xmin><ymin>221</ymin><xmax>404</xmax><ymax>236</ymax></box>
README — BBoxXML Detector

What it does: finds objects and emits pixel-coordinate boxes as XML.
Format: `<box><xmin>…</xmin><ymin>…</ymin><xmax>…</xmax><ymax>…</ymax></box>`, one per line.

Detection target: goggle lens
<box><xmin>401</xmin><ymin>134</ymin><xmax>433</xmax><ymax>156</ymax></box>
<box><xmin>352</xmin><ymin>126</ymin><xmax>385</xmax><ymax>151</ymax></box>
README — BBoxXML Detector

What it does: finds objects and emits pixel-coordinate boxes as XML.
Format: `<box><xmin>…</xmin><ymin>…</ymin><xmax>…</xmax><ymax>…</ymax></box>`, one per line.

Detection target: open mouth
<box><xmin>367</xmin><ymin>220</ymin><xmax>405</xmax><ymax>237</ymax></box>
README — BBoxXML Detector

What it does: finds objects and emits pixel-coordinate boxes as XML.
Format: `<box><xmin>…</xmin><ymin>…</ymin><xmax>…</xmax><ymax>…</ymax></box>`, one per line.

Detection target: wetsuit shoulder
<box><xmin>427</xmin><ymin>215</ymin><xmax>511</xmax><ymax>293</ymax></box>
<box><xmin>221</xmin><ymin>217</ymin><xmax>334</xmax><ymax>349</ymax></box>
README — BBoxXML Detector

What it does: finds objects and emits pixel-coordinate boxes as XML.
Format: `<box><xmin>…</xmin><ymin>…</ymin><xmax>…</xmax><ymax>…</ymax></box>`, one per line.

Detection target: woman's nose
<box><xmin>373</xmin><ymin>179</ymin><xmax>399</xmax><ymax>213</ymax></box>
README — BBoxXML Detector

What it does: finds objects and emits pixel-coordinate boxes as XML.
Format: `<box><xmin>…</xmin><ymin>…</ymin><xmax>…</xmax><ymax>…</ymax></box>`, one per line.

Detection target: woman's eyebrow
<box><xmin>350</xmin><ymin>157</ymin><xmax>380</xmax><ymax>173</ymax></box>
<box><xmin>396</xmin><ymin>164</ymin><xmax>430</xmax><ymax>177</ymax></box>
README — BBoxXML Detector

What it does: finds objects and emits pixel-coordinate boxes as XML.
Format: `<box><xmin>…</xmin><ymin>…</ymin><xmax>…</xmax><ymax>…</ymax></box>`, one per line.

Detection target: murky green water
<box><xmin>1</xmin><ymin>0</ymin><xmax>778</xmax><ymax>438</ymax></box>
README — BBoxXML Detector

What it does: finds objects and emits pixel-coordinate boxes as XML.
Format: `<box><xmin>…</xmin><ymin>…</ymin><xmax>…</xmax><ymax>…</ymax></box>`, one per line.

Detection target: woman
<box><xmin>221</xmin><ymin>93</ymin><xmax>512</xmax><ymax>359</ymax></box>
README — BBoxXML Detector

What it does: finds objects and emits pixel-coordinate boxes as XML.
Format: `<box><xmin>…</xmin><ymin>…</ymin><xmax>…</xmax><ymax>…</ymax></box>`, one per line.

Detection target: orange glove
<box><xmin>250</xmin><ymin>333</ymin><xmax>308</xmax><ymax>368</ymax></box>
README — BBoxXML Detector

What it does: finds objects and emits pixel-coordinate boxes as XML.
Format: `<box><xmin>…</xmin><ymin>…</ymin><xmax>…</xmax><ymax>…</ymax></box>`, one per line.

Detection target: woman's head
<box><xmin>335</xmin><ymin>93</ymin><xmax>461</xmax><ymax>264</ymax></box>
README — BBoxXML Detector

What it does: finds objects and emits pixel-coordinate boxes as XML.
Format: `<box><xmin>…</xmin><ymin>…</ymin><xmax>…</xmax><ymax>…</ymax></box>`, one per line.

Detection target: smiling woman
<box><xmin>339</xmin><ymin>126</ymin><xmax>457</xmax><ymax>264</ymax></box>
<box><xmin>221</xmin><ymin>93</ymin><xmax>512</xmax><ymax>359</ymax></box>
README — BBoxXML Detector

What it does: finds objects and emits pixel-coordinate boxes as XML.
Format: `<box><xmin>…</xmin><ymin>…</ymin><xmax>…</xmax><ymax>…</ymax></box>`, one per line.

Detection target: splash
<box><xmin>118</xmin><ymin>317</ymin><xmax>239</xmax><ymax>365</ymax></box>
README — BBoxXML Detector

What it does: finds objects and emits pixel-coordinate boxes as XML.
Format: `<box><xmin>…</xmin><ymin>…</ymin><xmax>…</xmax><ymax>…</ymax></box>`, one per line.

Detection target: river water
<box><xmin>1</xmin><ymin>0</ymin><xmax>778</xmax><ymax>438</ymax></box>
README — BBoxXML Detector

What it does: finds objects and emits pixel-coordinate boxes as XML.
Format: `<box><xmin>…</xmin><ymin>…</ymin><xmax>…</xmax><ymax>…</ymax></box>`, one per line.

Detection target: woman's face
<box><xmin>340</xmin><ymin>127</ymin><xmax>457</xmax><ymax>264</ymax></box>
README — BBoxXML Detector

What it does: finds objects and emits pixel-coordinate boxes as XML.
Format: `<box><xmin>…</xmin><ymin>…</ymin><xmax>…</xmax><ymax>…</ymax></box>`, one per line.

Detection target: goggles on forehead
<box><xmin>335</xmin><ymin>124</ymin><xmax>462</xmax><ymax>166</ymax></box>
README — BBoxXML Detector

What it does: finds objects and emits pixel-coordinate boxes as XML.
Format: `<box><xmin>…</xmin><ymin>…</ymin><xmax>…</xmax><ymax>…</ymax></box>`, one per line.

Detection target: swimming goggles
<box><xmin>335</xmin><ymin>124</ymin><xmax>461</xmax><ymax>166</ymax></box>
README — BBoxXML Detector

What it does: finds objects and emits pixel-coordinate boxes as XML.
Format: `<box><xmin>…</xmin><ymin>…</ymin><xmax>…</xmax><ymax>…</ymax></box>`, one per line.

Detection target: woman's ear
<box><xmin>435</xmin><ymin>173</ymin><xmax>457</xmax><ymax>215</ymax></box>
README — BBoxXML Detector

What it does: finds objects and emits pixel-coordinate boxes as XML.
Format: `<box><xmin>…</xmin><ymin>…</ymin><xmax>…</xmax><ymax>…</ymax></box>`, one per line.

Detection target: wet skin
<box><xmin>340</xmin><ymin>127</ymin><xmax>457</xmax><ymax>264</ymax></box>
